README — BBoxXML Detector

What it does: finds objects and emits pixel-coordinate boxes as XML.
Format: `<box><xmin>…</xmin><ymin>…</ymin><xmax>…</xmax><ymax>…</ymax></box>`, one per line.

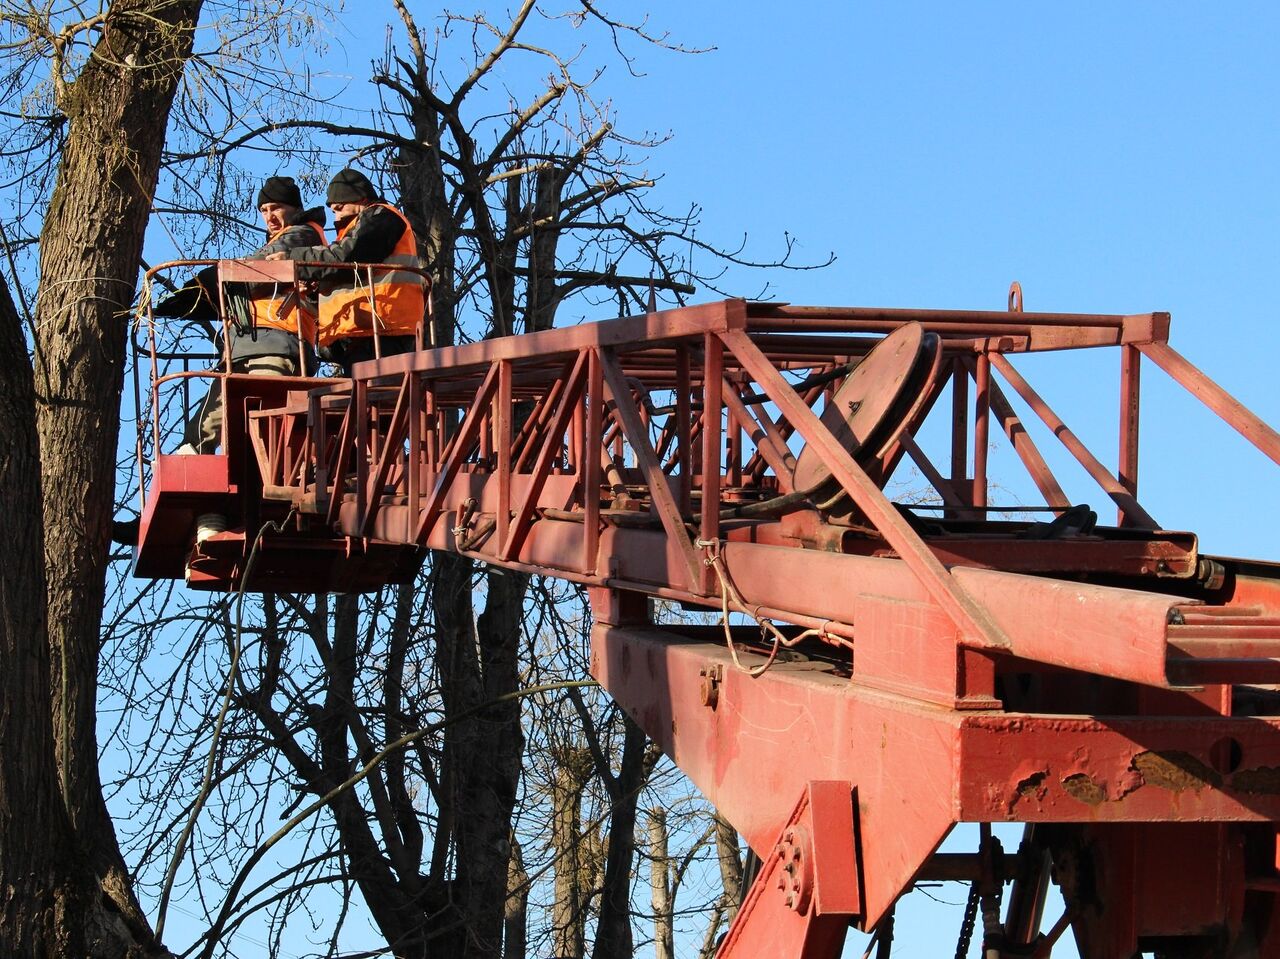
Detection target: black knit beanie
<box><xmin>257</xmin><ymin>175</ymin><xmax>303</xmax><ymax>209</ymax></box>
<box><xmin>327</xmin><ymin>169</ymin><xmax>379</xmax><ymax>204</ymax></box>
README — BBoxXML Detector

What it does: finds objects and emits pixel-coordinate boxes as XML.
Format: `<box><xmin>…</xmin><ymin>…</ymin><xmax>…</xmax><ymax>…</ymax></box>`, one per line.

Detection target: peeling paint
<box><xmin>1007</xmin><ymin>768</ymin><xmax>1048</xmax><ymax>813</ymax></box>
<box><xmin>1062</xmin><ymin>773</ymin><xmax>1107</xmax><ymax>805</ymax></box>
<box><xmin>1017</xmin><ymin>770</ymin><xmax>1047</xmax><ymax>797</ymax></box>
<box><xmin>1132</xmin><ymin>751</ymin><xmax>1221</xmax><ymax>792</ymax></box>
<box><xmin>1231</xmin><ymin>766</ymin><xmax>1280</xmax><ymax>795</ymax></box>
<box><xmin>1110</xmin><ymin>768</ymin><xmax>1144</xmax><ymax>802</ymax></box>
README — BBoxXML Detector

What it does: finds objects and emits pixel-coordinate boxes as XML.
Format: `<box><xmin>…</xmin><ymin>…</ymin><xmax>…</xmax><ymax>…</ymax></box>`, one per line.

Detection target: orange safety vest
<box><xmin>317</xmin><ymin>204</ymin><xmax>425</xmax><ymax>347</ymax></box>
<box><xmin>249</xmin><ymin>220</ymin><xmax>327</xmax><ymax>344</ymax></box>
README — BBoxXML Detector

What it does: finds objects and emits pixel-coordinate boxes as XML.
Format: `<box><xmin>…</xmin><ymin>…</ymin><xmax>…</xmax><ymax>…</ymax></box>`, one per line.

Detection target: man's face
<box><xmin>330</xmin><ymin>200</ymin><xmax>370</xmax><ymax>230</ymax></box>
<box><xmin>259</xmin><ymin>202</ymin><xmax>297</xmax><ymax>234</ymax></box>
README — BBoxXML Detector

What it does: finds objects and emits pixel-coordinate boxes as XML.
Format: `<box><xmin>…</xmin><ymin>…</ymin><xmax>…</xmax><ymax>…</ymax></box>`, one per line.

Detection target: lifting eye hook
<box><xmin>1008</xmin><ymin>281</ymin><xmax>1024</xmax><ymax>313</ymax></box>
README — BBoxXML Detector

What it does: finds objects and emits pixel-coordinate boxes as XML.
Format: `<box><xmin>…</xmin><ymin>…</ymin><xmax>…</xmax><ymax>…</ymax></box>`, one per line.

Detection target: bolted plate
<box><xmin>792</xmin><ymin>322</ymin><xmax>927</xmax><ymax>495</ymax></box>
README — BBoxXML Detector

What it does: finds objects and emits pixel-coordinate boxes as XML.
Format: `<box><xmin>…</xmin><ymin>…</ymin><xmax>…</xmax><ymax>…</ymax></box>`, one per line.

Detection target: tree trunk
<box><xmin>0</xmin><ymin>1</ymin><xmax>203</xmax><ymax>954</ymax></box>
<box><xmin>242</xmin><ymin>591</ymin><xmax>464</xmax><ymax>959</ymax></box>
<box><xmin>431</xmin><ymin>555</ymin><xmax>529</xmax><ymax>958</ymax></box>
<box><xmin>32</xmin><ymin>0</ymin><xmax>202</xmax><ymax>942</ymax></box>
<box><xmin>550</xmin><ymin>748</ymin><xmax>593</xmax><ymax>959</ymax></box>
<box><xmin>504</xmin><ymin>835</ymin><xmax>529</xmax><ymax>959</ymax></box>
<box><xmin>648</xmin><ymin>808</ymin><xmax>674</xmax><ymax>959</ymax></box>
<box><xmin>316</xmin><ymin>595</ymin><xmax>429</xmax><ymax>957</ymax></box>
<box><xmin>695</xmin><ymin>813</ymin><xmax>746</xmax><ymax>957</ymax></box>
<box><xmin>713</xmin><ymin>814</ymin><xmax>744</xmax><ymax>928</ymax></box>
<box><xmin>397</xmin><ymin>66</ymin><xmax>457</xmax><ymax>354</ymax></box>
<box><xmin>0</xmin><ymin>274</ymin><xmax>94</xmax><ymax>958</ymax></box>
<box><xmin>592</xmin><ymin>715</ymin><xmax>649</xmax><ymax>959</ymax></box>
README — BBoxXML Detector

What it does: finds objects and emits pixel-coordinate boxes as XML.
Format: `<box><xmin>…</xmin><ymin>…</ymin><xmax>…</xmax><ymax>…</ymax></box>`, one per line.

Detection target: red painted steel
<box><xmin>987</xmin><ymin>351</ymin><xmax>1159</xmax><ymax>529</ymax></box>
<box><xmin>973</xmin><ymin>349</ymin><xmax>991</xmax><ymax>508</ymax></box>
<box><xmin>132</xmin><ymin>260</ymin><xmax>430</xmax><ymax>591</ymax></box>
<box><xmin>1119</xmin><ymin>344</ymin><xmax>1142</xmax><ymax>526</ymax></box>
<box><xmin>1139</xmin><ymin>340</ymin><xmax>1280</xmax><ymax>467</ymax></box>
<box><xmin>132</xmin><ymin>269</ymin><xmax>1280</xmax><ymax>958</ymax></box>
<box><xmin>712</xmin><ymin>781</ymin><xmax>859</xmax><ymax>958</ymax></box>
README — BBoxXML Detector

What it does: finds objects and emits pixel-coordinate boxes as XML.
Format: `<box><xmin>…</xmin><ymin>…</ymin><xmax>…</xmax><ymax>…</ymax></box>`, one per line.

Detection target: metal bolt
<box><xmin>772</xmin><ymin>825</ymin><xmax>814</xmax><ymax>914</ymax></box>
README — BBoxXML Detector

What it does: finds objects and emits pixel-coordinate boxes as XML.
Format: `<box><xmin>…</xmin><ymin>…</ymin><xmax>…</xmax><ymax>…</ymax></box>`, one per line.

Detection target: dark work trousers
<box><xmin>183</xmin><ymin>353</ymin><xmax>301</xmax><ymax>453</ymax></box>
<box><xmin>322</xmin><ymin>335</ymin><xmax>418</xmax><ymax>377</ymax></box>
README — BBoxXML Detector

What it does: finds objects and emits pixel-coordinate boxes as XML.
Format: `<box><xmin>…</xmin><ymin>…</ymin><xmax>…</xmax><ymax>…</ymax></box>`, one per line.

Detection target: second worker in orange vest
<box><xmin>268</xmin><ymin>168</ymin><xmax>426</xmax><ymax>376</ymax></box>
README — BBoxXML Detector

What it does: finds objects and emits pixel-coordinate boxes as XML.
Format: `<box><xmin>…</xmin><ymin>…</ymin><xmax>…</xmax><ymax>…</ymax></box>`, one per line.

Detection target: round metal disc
<box><xmin>792</xmin><ymin>323</ymin><xmax>927</xmax><ymax>495</ymax></box>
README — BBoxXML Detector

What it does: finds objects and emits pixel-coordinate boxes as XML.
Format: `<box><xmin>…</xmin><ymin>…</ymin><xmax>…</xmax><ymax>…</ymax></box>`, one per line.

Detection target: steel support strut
<box><xmin>715</xmin><ymin>782</ymin><xmax>860</xmax><ymax>959</ymax></box>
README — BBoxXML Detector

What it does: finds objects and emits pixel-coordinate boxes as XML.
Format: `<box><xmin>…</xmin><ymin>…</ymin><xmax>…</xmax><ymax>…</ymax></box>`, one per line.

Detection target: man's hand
<box><xmin>264</xmin><ymin>251</ymin><xmax>288</xmax><ymax>261</ymax></box>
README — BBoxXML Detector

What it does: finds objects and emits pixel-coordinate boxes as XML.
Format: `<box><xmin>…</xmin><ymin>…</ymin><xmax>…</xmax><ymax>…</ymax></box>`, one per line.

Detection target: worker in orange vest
<box><xmin>267</xmin><ymin>168</ymin><xmax>426</xmax><ymax>376</ymax></box>
<box><xmin>156</xmin><ymin>175</ymin><xmax>328</xmax><ymax>454</ymax></box>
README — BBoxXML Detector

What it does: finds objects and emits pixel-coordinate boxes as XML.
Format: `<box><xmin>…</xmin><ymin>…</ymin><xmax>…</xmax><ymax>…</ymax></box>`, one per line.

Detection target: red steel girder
<box><xmin>591</xmin><ymin>621</ymin><xmax>1280</xmax><ymax>936</ymax></box>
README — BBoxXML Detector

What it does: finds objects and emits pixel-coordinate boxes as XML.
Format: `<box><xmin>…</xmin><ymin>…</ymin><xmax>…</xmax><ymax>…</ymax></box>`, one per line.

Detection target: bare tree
<box><xmin>643</xmin><ymin>794</ymin><xmax>736</xmax><ymax>959</ymax></box>
<box><xmin>549</xmin><ymin>745</ymin><xmax>596</xmax><ymax>958</ymax></box>
<box><xmin>0</xmin><ymin>271</ymin><xmax>94</xmax><ymax>957</ymax></box>
<box><xmin>0</xmin><ymin>0</ymin><xmax>202</xmax><ymax>952</ymax></box>
<box><xmin>648</xmin><ymin>809</ymin><xmax>675</xmax><ymax>959</ymax></box>
<box><xmin>0</xmin><ymin>0</ymin><xmax>350</xmax><ymax>954</ymax></box>
<box><xmin>221</xmin><ymin>5</ymin><xmax>815</xmax><ymax>955</ymax></box>
<box><xmin>706</xmin><ymin>814</ymin><xmax>746</xmax><ymax>955</ymax></box>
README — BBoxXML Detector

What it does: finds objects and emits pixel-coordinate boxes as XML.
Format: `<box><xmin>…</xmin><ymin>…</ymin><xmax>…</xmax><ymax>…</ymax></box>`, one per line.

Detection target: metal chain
<box><xmin>956</xmin><ymin>880</ymin><xmax>981</xmax><ymax>959</ymax></box>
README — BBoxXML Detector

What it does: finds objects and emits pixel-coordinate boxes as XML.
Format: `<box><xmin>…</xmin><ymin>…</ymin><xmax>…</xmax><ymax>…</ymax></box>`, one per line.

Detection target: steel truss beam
<box><xmin>135</xmin><ymin>288</ymin><xmax>1280</xmax><ymax>958</ymax></box>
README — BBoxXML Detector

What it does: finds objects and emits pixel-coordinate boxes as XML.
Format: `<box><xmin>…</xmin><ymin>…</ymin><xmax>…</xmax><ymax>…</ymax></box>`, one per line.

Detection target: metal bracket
<box><xmin>715</xmin><ymin>781</ymin><xmax>860</xmax><ymax>959</ymax></box>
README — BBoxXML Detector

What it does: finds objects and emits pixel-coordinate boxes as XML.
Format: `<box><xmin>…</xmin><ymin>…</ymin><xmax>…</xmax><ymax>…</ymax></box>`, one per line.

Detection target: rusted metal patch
<box><xmin>1016</xmin><ymin>770</ymin><xmax>1047</xmax><ymax>798</ymax></box>
<box><xmin>1006</xmin><ymin>764</ymin><xmax>1049</xmax><ymax>813</ymax></box>
<box><xmin>1062</xmin><ymin>772</ymin><xmax>1107</xmax><ymax>805</ymax></box>
<box><xmin>1231</xmin><ymin>766</ymin><xmax>1280</xmax><ymax>795</ymax></box>
<box><xmin>1132</xmin><ymin>750</ymin><xmax>1222</xmax><ymax>792</ymax></box>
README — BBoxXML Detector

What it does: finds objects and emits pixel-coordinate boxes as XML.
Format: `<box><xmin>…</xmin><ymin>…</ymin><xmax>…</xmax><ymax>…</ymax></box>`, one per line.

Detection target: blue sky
<box><xmin>585</xmin><ymin>1</ymin><xmax>1280</xmax><ymax>560</ymax></box>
